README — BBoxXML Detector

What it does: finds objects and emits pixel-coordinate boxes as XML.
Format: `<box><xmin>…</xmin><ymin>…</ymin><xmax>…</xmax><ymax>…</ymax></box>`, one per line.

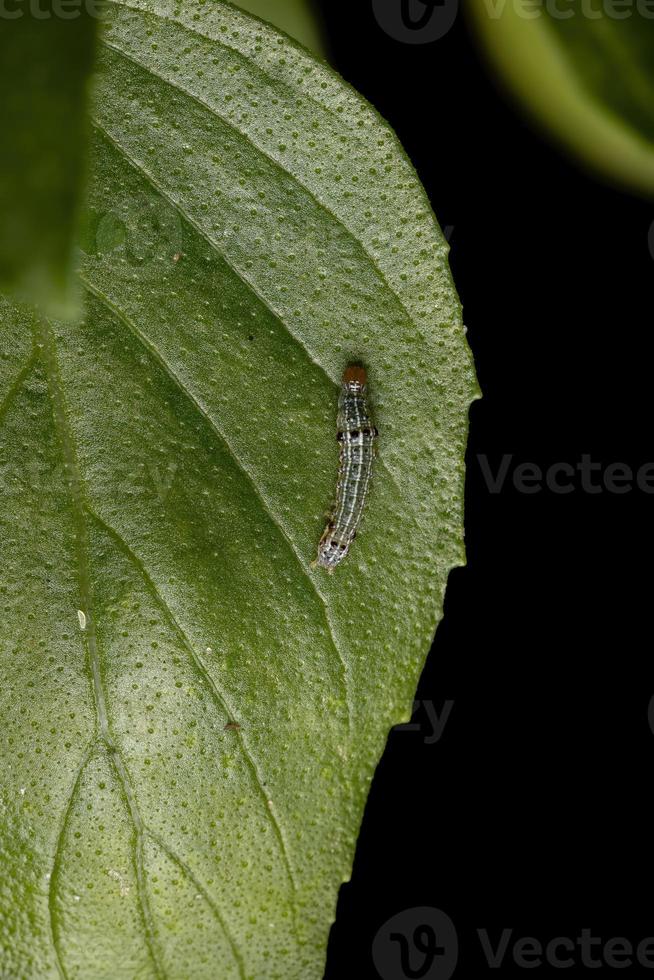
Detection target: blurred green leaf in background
<box><xmin>468</xmin><ymin>0</ymin><xmax>654</xmax><ymax>196</ymax></box>
<box><xmin>0</xmin><ymin>0</ymin><xmax>96</xmax><ymax>314</ymax></box>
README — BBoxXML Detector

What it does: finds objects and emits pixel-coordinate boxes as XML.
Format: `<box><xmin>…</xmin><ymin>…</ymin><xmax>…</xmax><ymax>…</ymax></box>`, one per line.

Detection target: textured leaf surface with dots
<box><xmin>0</xmin><ymin>1</ymin><xmax>478</xmax><ymax>977</ymax></box>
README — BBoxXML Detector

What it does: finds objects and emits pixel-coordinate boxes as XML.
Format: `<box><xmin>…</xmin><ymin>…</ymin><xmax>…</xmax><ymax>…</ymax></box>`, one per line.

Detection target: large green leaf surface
<box><xmin>0</xmin><ymin>4</ymin><xmax>96</xmax><ymax>313</ymax></box>
<box><xmin>468</xmin><ymin>0</ymin><xmax>654</xmax><ymax>195</ymax></box>
<box><xmin>0</xmin><ymin>1</ymin><xmax>477</xmax><ymax>976</ymax></box>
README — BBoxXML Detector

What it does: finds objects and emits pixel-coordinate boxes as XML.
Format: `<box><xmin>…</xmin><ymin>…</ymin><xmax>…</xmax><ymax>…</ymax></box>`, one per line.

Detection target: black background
<box><xmin>316</xmin><ymin>2</ymin><xmax>654</xmax><ymax>977</ymax></box>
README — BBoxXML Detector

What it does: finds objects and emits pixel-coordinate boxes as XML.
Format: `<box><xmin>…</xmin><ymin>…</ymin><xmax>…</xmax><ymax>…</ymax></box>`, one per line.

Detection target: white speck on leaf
<box><xmin>108</xmin><ymin>869</ymin><xmax>130</xmax><ymax>897</ymax></box>
<box><xmin>77</xmin><ymin>610</ymin><xmax>87</xmax><ymax>630</ymax></box>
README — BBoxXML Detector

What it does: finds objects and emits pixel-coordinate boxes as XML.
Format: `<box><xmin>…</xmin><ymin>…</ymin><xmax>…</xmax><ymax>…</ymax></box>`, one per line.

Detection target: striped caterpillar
<box><xmin>314</xmin><ymin>366</ymin><xmax>378</xmax><ymax>572</ymax></box>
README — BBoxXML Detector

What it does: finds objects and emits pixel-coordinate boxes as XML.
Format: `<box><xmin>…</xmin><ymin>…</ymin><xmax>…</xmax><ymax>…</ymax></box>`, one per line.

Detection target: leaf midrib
<box><xmin>32</xmin><ymin>317</ymin><xmax>166</xmax><ymax>979</ymax></box>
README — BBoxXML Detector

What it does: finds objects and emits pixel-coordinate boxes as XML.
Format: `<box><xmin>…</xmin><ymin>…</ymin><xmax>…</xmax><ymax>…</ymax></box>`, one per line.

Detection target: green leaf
<box><xmin>467</xmin><ymin>0</ymin><xmax>654</xmax><ymax>195</ymax></box>
<box><xmin>232</xmin><ymin>0</ymin><xmax>325</xmax><ymax>56</ymax></box>
<box><xmin>0</xmin><ymin>3</ymin><xmax>97</xmax><ymax>315</ymax></box>
<box><xmin>0</xmin><ymin>1</ymin><xmax>477</xmax><ymax>976</ymax></box>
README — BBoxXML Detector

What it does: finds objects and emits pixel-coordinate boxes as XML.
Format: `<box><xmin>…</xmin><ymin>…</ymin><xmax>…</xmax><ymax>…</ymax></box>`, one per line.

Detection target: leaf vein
<box><xmin>33</xmin><ymin>316</ymin><xmax>166</xmax><ymax>979</ymax></box>
<box><xmin>85</xmin><ymin>118</ymin><xmax>404</xmax><ymax>501</ymax></box>
<box><xmin>144</xmin><ymin>828</ymin><xmax>247</xmax><ymax>980</ymax></box>
<box><xmin>84</xmin><ymin>504</ymin><xmax>303</xmax><ymax>938</ymax></box>
<box><xmin>79</xmin><ymin>274</ymin><xmax>353</xmax><ymax>730</ymax></box>
<box><xmin>48</xmin><ymin>742</ymin><xmax>96</xmax><ymax>980</ymax></box>
<box><xmin>107</xmin><ymin>749</ymin><xmax>168</xmax><ymax>980</ymax></box>
<box><xmin>88</xmin><ymin>115</ymin><xmax>339</xmax><ymax>389</ymax></box>
<box><xmin>107</xmin><ymin>0</ymin><xmax>351</xmax><ymax>131</ymax></box>
<box><xmin>99</xmin><ymin>34</ymin><xmax>426</xmax><ymax>343</ymax></box>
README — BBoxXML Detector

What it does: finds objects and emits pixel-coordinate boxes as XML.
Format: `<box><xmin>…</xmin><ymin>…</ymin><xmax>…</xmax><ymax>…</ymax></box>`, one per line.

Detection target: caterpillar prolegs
<box><xmin>314</xmin><ymin>366</ymin><xmax>378</xmax><ymax>572</ymax></box>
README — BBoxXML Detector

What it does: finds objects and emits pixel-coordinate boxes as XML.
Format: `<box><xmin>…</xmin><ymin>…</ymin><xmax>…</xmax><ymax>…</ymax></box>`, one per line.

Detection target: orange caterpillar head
<box><xmin>342</xmin><ymin>365</ymin><xmax>367</xmax><ymax>388</ymax></box>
